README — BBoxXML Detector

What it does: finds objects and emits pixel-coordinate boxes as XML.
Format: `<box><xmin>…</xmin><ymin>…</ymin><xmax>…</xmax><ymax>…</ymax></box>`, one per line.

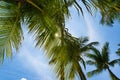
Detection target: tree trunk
<box><xmin>108</xmin><ymin>67</ymin><xmax>120</xmax><ymax>80</ymax></box>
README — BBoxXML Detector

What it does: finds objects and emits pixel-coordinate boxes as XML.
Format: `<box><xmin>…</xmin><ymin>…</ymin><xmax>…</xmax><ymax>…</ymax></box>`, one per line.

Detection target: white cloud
<box><xmin>21</xmin><ymin>78</ymin><xmax>27</xmax><ymax>80</ymax></box>
<box><xmin>84</xmin><ymin>13</ymin><xmax>101</xmax><ymax>42</ymax></box>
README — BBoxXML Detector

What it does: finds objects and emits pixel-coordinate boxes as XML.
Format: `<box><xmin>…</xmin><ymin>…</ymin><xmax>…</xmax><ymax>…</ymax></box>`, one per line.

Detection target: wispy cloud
<box><xmin>84</xmin><ymin>13</ymin><xmax>101</xmax><ymax>42</ymax></box>
<box><xmin>18</xmin><ymin>46</ymin><xmax>53</xmax><ymax>80</ymax></box>
<box><xmin>17</xmin><ymin>29</ymin><xmax>55</xmax><ymax>80</ymax></box>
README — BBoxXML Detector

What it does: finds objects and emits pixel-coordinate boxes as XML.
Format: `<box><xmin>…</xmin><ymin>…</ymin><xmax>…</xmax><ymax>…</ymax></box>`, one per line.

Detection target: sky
<box><xmin>0</xmin><ymin>4</ymin><xmax>120</xmax><ymax>80</ymax></box>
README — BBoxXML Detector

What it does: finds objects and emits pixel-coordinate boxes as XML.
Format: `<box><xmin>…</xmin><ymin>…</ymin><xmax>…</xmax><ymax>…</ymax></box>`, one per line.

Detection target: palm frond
<box><xmin>88</xmin><ymin>47</ymin><xmax>101</xmax><ymax>56</ymax></box>
<box><xmin>86</xmin><ymin>60</ymin><xmax>96</xmax><ymax>65</ymax></box>
<box><xmin>109</xmin><ymin>59</ymin><xmax>120</xmax><ymax>67</ymax></box>
<box><xmin>116</xmin><ymin>44</ymin><xmax>120</xmax><ymax>56</ymax></box>
<box><xmin>86</xmin><ymin>42</ymin><xmax>99</xmax><ymax>47</ymax></box>
<box><xmin>88</xmin><ymin>0</ymin><xmax>120</xmax><ymax>25</ymax></box>
<box><xmin>73</xmin><ymin>0</ymin><xmax>84</xmax><ymax>16</ymax></box>
<box><xmin>86</xmin><ymin>52</ymin><xmax>100</xmax><ymax>61</ymax></box>
<box><xmin>79</xmin><ymin>37</ymin><xmax>89</xmax><ymax>45</ymax></box>
<box><xmin>81</xmin><ymin>0</ymin><xmax>92</xmax><ymax>15</ymax></box>
<box><xmin>86</xmin><ymin>52</ymin><xmax>103</xmax><ymax>68</ymax></box>
<box><xmin>75</xmin><ymin>61</ymin><xmax>86</xmax><ymax>80</ymax></box>
<box><xmin>87</xmin><ymin>69</ymin><xmax>102</xmax><ymax>77</ymax></box>
<box><xmin>65</xmin><ymin>62</ymin><xmax>75</xmax><ymax>80</ymax></box>
<box><xmin>116</xmin><ymin>48</ymin><xmax>120</xmax><ymax>56</ymax></box>
<box><xmin>79</xmin><ymin>57</ymin><xmax>86</xmax><ymax>69</ymax></box>
<box><xmin>0</xmin><ymin>1</ymin><xmax>23</xmax><ymax>62</ymax></box>
<box><xmin>102</xmin><ymin>42</ymin><xmax>110</xmax><ymax>62</ymax></box>
<box><xmin>80</xmin><ymin>42</ymin><xmax>99</xmax><ymax>53</ymax></box>
<box><xmin>0</xmin><ymin>20</ymin><xmax>23</xmax><ymax>61</ymax></box>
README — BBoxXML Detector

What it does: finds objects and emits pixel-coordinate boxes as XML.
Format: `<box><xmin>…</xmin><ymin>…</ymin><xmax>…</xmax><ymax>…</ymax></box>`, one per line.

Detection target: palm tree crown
<box><xmin>49</xmin><ymin>36</ymin><xmax>98</xmax><ymax>80</ymax></box>
<box><xmin>86</xmin><ymin>42</ymin><xmax>120</xmax><ymax>80</ymax></box>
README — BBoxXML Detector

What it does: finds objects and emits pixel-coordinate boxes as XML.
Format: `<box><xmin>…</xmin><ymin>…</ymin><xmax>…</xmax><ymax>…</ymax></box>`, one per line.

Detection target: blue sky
<box><xmin>0</xmin><ymin>6</ymin><xmax>120</xmax><ymax>80</ymax></box>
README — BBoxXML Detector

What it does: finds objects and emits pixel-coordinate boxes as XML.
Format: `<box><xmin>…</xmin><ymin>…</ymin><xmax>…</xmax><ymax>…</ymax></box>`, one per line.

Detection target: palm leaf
<box><xmin>80</xmin><ymin>42</ymin><xmax>99</xmax><ymax>53</ymax></box>
<box><xmin>79</xmin><ymin>57</ymin><xmax>86</xmax><ymax>69</ymax></box>
<box><xmin>102</xmin><ymin>42</ymin><xmax>110</xmax><ymax>62</ymax></box>
<box><xmin>79</xmin><ymin>37</ymin><xmax>89</xmax><ymax>46</ymax></box>
<box><xmin>73</xmin><ymin>0</ymin><xmax>84</xmax><ymax>16</ymax></box>
<box><xmin>81</xmin><ymin>0</ymin><xmax>92</xmax><ymax>15</ymax></box>
<box><xmin>0</xmin><ymin>20</ymin><xmax>23</xmax><ymax>61</ymax></box>
<box><xmin>86</xmin><ymin>53</ymin><xmax>100</xmax><ymax>61</ymax></box>
<box><xmin>87</xmin><ymin>69</ymin><xmax>102</xmax><ymax>77</ymax></box>
<box><xmin>116</xmin><ymin>44</ymin><xmax>120</xmax><ymax>56</ymax></box>
<box><xmin>116</xmin><ymin>48</ymin><xmax>120</xmax><ymax>56</ymax></box>
<box><xmin>75</xmin><ymin>61</ymin><xmax>86</xmax><ymax>80</ymax></box>
<box><xmin>109</xmin><ymin>59</ymin><xmax>120</xmax><ymax>67</ymax></box>
<box><xmin>86</xmin><ymin>60</ymin><xmax>96</xmax><ymax>65</ymax></box>
<box><xmin>88</xmin><ymin>0</ymin><xmax>120</xmax><ymax>25</ymax></box>
<box><xmin>0</xmin><ymin>1</ymin><xmax>23</xmax><ymax>62</ymax></box>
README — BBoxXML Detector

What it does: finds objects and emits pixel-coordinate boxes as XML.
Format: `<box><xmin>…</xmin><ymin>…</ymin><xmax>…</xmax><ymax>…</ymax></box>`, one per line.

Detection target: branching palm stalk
<box><xmin>86</xmin><ymin>42</ymin><xmax>120</xmax><ymax>80</ymax></box>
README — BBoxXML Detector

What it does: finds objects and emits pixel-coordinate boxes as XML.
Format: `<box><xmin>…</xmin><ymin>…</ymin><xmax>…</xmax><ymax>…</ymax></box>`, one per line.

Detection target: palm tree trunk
<box><xmin>76</xmin><ymin>62</ymin><xmax>86</xmax><ymax>80</ymax></box>
<box><xmin>108</xmin><ymin>67</ymin><xmax>120</xmax><ymax>80</ymax></box>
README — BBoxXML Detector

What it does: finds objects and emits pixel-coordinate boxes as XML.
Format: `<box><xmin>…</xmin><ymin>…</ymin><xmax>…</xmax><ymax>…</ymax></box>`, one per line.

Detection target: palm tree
<box><xmin>86</xmin><ymin>42</ymin><xmax>120</xmax><ymax>80</ymax></box>
<box><xmin>49</xmin><ymin>35</ymin><xmax>98</xmax><ymax>80</ymax></box>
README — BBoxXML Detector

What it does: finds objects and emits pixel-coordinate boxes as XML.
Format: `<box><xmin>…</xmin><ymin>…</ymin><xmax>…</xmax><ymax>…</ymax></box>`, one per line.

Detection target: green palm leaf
<box><xmin>109</xmin><ymin>59</ymin><xmax>120</xmax><ymax>66</ymax></box>
<box><xmin>116</xmin><ymin>44</ymin><xmax>120</xmax><ymax>56</ymax></box>
<box><xmin>0</xmin><ymin>1</ymin><xmax>23</xmax><ymax>62</ymax></box>
<box><xmin>88</xmin><ymin>0</ymin><xmax>120</xmax><ymax>25</ymax></box>
<box><xmin>86</xmin><ymin>60</ymin><xmax>96</xmax><ymax>66</ymax></box>
<box><xmin>87</xmin><ymin>69</ymin><xmax>102</xmax><ymax>77</ymax></box>
<box><xmin>102</xmin><ymin>42</ymin><xmax>110</xmax><ymax>63</ymax></box>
